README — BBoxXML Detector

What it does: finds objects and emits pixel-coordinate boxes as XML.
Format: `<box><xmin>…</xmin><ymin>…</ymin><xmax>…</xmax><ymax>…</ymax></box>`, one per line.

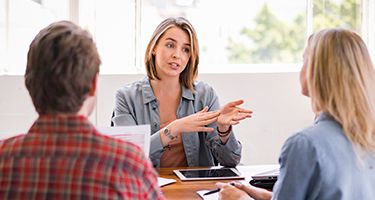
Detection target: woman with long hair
<box><xmin>218</xmin><ymin>28</ymin><xmax>375</xmax><ymax>200</ymax></box>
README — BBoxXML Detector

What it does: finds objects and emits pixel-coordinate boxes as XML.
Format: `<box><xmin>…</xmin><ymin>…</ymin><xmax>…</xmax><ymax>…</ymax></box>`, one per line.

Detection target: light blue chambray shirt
<box><xmin>272</xmin><ymin>112</ymin><xmax>375</xmax><ymax>200</ymax></box>
<box><xmin>112</xmin><ymin>77</ymin><xmax>242</xmax><ymax>168</ymax></box>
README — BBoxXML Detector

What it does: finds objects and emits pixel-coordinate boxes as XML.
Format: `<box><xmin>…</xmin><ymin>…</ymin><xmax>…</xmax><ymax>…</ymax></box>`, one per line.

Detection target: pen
<box><xmin>203</xmin><ymin>183</ymin><xmax>235</xmax><ymax>196</ymax></box>
<box><xmin>203</xmin><ymin>188</ymin><xmax>220</xmax><ymax>196</ymax></box>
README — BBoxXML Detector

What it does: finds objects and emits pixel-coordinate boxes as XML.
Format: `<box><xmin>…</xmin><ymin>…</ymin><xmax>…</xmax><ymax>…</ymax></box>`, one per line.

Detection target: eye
<box><xmin>166</xmin><ymin>42</ymin><xmax>174</xmax><ymax>48</ymax></box>
<box><xmin>182</xmin><ymin>47</ymin><xmax>190</xmax><ymax>54</ymax></box>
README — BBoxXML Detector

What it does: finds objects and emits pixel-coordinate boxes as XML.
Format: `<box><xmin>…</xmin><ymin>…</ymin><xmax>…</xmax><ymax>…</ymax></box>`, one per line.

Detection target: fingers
<box><xmin>198</xmin><ymin>106</ymin><xmax>209</xmax><ymax>113</ymax></box>
<box><xmin>215</xmin><ymin>182</ymin><xmax>226</xmax><ymax>188</ymax></box>
<box><xmin>233</xmin><ymin>183</ymin><xmax>273</xmax><ymax>200</ymax></box>
<box><xmin>197</xmin><ymin>111</ymin><xmax>220</xmax><ymax>124</ymax></box>
<box><xmin>178</xmin><ymin>110</ymin><xmax>219</xmax><ymax>133</ymax></box>
<box><xmin>238</xmin><ymin>108</ymin><xmax>253</xmax><ymax>114</ymax></box>
<box><xmin>232</xmin><ymin>113</ymin><xmax>252</xmax><ymax>121</ymax></box>
<box><xmin>232</xmin><ymin>182</ymin><xmax>248</xmax><ymax>192</ymax></box>
<box><xmin>218</xmin><ymin>111</ymin><xmax>252</xmax><ymax>126</ymax></box>
<box><xmin>216</xmin><ymin>182</ymin><xmax>253</xmax><ymax>200</ymax></box>
<box><xmin>225</xmin><ymin>99</ymin><xmax>244</xmax><ymax>107</ymax></box>
<box><xmin>196</xmin><ymin>127</ymin><xmax>215</xmax><ymax>132</ymax></box>
<box><xmin>231</xmin><ymin>182</ymin><xmax>257</xmax><ymax>197</ymax></box>
<box><xmin>221</xmin><ymin>101</ymin><xmax>253</xmax><ymax>117</ymax></box>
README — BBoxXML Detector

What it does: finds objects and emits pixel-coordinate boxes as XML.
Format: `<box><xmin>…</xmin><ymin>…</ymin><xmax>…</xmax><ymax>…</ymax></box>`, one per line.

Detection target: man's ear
<box><xmin>88</xmin><ymin>74</ymin><xmax>98</xmax><ymax>96</ymax></box>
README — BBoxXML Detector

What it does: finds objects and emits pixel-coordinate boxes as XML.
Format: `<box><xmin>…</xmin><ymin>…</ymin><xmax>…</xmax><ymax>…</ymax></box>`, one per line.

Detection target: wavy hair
<box><xmin>306</xmin><ymin>28</ymin><xmax>375</xmax><ymax>153</ymax></box>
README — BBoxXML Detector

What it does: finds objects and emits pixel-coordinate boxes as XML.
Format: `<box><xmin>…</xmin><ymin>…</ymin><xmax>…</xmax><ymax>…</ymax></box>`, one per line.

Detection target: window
<box><xmin>312</xmin><ymin>0</ymin><xmax>361</xmax><ymax>31</ymax></box>
<box><xmin>0</xmin><ymin>0</ymin><xmax>69</xmax><ymax>75</ymax></box>
<box><xmin>0</xmin><ymin>0</ymin><xmax>373</xmax><ymax>75</ymax></box>
<box><xmin>140</xmin><ymin>0</ymin><xmax>307</xmax><ymax>73</ymax></box>
<box><xmin>79</xmin><ymin>0</ymin><xmax>136</xmax><ymax>74</ymax></box>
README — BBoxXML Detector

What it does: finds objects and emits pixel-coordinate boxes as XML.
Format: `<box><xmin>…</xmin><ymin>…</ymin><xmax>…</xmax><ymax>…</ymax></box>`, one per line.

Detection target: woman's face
<box><xmin>153</xmin><ymin>26</ymin><xmax>191</xmax><ymax>79</ymax></box>
<box><xmin>300</xmin><ymin>49</ymin><xmax>309</xmax><ymax>97</ymax></box>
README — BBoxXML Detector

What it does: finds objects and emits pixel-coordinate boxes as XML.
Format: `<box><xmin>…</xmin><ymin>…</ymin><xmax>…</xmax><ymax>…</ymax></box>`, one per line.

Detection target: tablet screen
<box><xmin>173</xmin><ymin>168</ymin><xmax>244</xmax><ymax>181</ymax></box>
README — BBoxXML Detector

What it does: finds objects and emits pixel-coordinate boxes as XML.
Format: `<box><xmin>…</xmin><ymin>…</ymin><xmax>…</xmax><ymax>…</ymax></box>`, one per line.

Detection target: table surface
<box><xmin>157</xmin><ymin>165</ymin><xmax>278</xmax><ymax>200</ymax></box>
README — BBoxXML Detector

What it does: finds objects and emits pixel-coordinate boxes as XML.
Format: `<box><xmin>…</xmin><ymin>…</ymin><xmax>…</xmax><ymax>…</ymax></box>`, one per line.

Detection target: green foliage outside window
<box><xmin>227</xmin><ymin>0</ymin><xmax>360</xmax><ymax>64</ymax></box>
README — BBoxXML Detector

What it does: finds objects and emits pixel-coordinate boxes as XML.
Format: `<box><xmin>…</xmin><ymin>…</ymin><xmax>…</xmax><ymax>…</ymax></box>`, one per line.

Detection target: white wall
<box><xmin>0</xmin><ymin>73</ymin><xmax>314</xmax><ymax>165</ymax></box>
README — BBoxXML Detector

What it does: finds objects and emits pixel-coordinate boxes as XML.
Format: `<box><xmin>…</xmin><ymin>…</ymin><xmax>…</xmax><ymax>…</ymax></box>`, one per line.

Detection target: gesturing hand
<box><xmin>217</xmin><ymin>100</ymin><xmax>252</xmax><ymax>131</ymax></box>
<box><xmin>169</xmin><ymin>106</ymin><xmax>220</xmax><ymax>134</ymax></box>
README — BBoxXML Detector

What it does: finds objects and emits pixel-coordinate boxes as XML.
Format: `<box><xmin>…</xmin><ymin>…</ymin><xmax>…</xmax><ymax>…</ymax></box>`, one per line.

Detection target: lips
<box><xmin>169</xmin><ymin>62</ymin><xmax>180</xmax><ymax>70</ymax></box>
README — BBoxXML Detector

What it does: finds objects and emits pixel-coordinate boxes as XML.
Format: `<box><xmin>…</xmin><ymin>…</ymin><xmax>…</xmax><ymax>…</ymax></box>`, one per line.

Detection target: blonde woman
<box><xmin>112</xmin><ymin>17</ymin><xmax>252</xmax><ymax>168</ymax></box>
<box><xmin>217</xmin><ymin>28</ymin><xmax>375</xmax><ymax>199</ymax></box>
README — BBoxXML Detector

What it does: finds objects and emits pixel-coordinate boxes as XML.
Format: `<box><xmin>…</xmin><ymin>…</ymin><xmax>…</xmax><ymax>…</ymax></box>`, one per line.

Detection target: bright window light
<box><xmin>0</xmin><ymin>0</ymin><xmax>372</xmax><ymax>75</ymax></box>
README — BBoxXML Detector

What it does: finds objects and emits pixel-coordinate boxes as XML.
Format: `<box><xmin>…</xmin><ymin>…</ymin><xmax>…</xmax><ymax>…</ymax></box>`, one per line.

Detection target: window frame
<box><xmin>1</xmin><ymin>0</ymin><xmax>374</xmax><ymax>75</ymax></box>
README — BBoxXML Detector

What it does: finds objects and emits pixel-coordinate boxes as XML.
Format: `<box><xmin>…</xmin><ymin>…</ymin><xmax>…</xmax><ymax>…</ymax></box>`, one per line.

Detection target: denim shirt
<box><xmin>112</xmin><ymin>77</ymin><xmax>242</xmax><ymax>167</ymax></box>
<box><xmin>272</xmin><ymin>112</ymin><xmax>375</xmax><ymax>200</ymax></box>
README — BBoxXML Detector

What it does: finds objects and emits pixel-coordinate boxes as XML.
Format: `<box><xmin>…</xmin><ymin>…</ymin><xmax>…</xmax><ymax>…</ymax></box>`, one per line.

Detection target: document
<box><xmin>157</xmin><ymin>177</ymin><xmax>176</xmax><ymax>187</ymax></box>
<box><xmin>98</xmin><ymin>125</ymin><xmax>150</xmax><ymax>157</ymax></box>
<box><xmin>196</xmin><ymin>190</ymin><xmax>218</xmax><ymax>200</ymax></box>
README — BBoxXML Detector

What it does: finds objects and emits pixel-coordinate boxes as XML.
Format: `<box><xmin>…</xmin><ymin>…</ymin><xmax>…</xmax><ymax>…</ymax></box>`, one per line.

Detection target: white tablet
<box><xmin>173</xmin><ymin>168</ymin><xmax>244</xmax><ymax>181</ymax></box>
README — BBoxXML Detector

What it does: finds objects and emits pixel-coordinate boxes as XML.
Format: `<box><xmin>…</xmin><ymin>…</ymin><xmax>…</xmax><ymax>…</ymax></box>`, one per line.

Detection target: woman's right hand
<box><xmin>216</xmin><ymin>182</ymin><xmax>252</xmax><ymax>200</ymax></box>
<box><xmin>169</xmin><ymin>106</ymin><xmax>220</xmax><ymax>134</ymax></box>
<box><xmin>216</xmin><ymin>182</ymin><xmax>272</xmax><ymax>200</ymax></box>
<box><xmin>160</xmin><ymin>106</ymin><xmax>219</xmax><ymax>146</ymax></box>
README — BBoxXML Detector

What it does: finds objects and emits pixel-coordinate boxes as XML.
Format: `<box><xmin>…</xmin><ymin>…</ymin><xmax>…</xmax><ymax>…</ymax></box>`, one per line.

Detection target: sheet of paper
<box><xmin>98</xmin><ymin>125</ymin><xmax>150</xmax><ymax>157</ymax></box>
<box><xmin>157</xmin><ymin>177</ymin><xmax>176</xmax><ymax>187</ymax></box>
<box><xmin>196</xmin><ymin>190</ymin><xmax>219</xmax><ymax>200</ymax></box>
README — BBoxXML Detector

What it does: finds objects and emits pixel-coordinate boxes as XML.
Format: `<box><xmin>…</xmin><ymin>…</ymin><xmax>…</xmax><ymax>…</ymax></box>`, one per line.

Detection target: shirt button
<box><xmin>151</xmin><ymin>102</ymin><xmax>157</xmax><ymax>110</ymax></box>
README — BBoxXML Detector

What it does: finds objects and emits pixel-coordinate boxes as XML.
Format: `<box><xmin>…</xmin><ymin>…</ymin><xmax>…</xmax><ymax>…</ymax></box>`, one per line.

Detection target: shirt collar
<box><xmin>314</xmin><ymin>112</ymin><xmax>331</xmax><ymax>125</ymax></box>
<box><xmin>181</xmin><ymin>84</ymin><xmax>194</xmax><ymax>100</ymax></box>
<box><xmin>28</xmin><ymin>115</ymin><xmax>94</xmax><ymax>135</ymax></box>
<box><xmin>140</xmin><ymin>77</ymin><xmax>195</xmax><ymax>104</ymax></box>
<box><xmin>140</xmin><ymin>77</ymin><xmax>156</xmax><ymax>104</ymax></box>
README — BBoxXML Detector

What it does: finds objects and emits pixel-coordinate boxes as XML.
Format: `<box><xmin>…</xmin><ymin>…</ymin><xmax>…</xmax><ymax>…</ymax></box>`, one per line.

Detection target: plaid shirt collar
<box><xmin>28</xmin><ymin>115</ymin><xmax>95</xmax><ymax>135</ymax></box>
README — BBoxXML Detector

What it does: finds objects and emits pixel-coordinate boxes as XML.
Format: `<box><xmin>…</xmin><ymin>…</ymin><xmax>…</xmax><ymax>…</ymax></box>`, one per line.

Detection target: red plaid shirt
<box><xmin>0</xmin><ymin>115</ymin><xmax>164</xmax><ymax>200</ymax></box>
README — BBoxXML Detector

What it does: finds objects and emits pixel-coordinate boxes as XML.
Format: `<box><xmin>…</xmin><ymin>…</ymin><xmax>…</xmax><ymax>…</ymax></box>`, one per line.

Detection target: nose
<box><xmin>172</xmin><ymin>49</ymin><xmax>182</xmax><ymax>59</ymax></box>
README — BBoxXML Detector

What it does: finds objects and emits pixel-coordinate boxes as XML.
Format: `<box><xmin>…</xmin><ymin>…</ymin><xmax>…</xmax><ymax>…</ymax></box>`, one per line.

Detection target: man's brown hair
<box><xmin>25</xmin><ymin>21</ymin><xmax>101</xmax><ymax>114</ymax></box>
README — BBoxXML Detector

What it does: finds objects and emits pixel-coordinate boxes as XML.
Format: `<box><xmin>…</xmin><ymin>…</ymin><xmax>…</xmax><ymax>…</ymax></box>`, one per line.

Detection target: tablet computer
<box><xmin>173</xmin><ymin>168</ymin><xmax>244</xmax><ymax>181</ymax></box>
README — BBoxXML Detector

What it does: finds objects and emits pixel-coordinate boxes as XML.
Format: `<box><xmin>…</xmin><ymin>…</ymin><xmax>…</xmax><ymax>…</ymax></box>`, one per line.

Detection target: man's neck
<box><xmin>77</xmin><ymin>96</ymin><xmax>96</xmax><ymax>117</ymax></box>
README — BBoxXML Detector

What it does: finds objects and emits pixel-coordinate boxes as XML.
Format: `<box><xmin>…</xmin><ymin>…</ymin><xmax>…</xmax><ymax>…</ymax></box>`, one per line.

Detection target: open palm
<box><xmin>217</xmin><ymin>100</ymin><xmax>252</xmax><ymax>126</ymax></box>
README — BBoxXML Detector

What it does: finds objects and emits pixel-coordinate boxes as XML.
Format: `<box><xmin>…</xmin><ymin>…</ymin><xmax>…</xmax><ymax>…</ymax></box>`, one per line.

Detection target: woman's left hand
<box><xmin>217</xmin><ymin>99</ymin><xmax>252</xmax><ymax>131</ymax></box>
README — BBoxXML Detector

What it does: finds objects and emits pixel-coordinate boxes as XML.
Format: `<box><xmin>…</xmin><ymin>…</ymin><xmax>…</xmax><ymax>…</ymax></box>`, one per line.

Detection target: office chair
<box><xmin>110</xmin><ymin>111</ymin><xmax>114</xmax><ymax>127</ymax></box>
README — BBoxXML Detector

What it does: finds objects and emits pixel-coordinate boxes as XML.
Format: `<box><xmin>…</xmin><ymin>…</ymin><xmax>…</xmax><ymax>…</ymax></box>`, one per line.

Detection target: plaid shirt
<box><xmin>0</xmin><ymin>115</ymin><xmax>164</xmax><ymax>200</ymax></box>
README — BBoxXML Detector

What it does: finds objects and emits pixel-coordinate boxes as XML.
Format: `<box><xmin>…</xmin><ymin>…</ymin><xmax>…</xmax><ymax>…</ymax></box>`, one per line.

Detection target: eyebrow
<box><xmin>165</xmin><ymin>37</ymin><xmax>190</xmax><ymax>46</ymax></box>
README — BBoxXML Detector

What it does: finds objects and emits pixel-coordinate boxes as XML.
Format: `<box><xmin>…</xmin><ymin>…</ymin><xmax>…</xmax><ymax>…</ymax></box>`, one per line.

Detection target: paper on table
<box><xmin>158</xmin><ymin>177</ymin><xmax>176</xmax><ymax>187</ymax></box>
<box><xmin>196</xmin><ymin>190</ymin><xmax>219</xmax><ymax>200</ymax></box>
<box><xmin>98</xmin><ymin>125</ymin><xmax>150</xmax><ymax>157</ymax></box>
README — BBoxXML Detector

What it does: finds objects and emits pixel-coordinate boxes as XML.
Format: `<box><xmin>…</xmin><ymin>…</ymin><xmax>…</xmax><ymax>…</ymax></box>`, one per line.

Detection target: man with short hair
<box><xmin>0</xmin><ymin>21</ymin><xmax>164</xmax><ymax>200</ymax></box>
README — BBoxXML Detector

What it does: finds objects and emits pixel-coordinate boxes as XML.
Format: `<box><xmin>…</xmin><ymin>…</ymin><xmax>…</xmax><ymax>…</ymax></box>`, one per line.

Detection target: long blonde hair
<box><xmin>306</xmin><ymin>28</ymin><xmax>375</xmax><ymax>153</ymax></box>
